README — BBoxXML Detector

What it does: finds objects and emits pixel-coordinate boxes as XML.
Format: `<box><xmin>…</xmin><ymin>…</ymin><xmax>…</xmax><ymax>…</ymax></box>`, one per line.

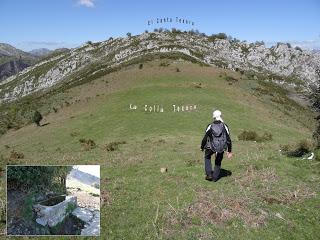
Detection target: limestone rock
<box><xmin>160</xmin><ymin>167</ymin><xmax>167</xmax><ymax>173</ymax></box>
<box><xmin>35</xmin><ymin>217</ymin><xmax>47</xmax><ymax>226</ymax></box>
<box><xmin>72</xmin><ymin>207</ymin><xmax>93</xmax><ymax>223</ymax></box>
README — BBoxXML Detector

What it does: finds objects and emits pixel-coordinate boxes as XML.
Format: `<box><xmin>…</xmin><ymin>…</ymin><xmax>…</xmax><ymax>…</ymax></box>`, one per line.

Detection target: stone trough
<box><xmin>33</xmin><ymin>195</ymin><xmax>77</xmax><ymax>227</ymax></box>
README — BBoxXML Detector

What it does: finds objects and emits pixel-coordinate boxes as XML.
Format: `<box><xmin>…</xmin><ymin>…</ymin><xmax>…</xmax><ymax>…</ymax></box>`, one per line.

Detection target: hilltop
<box><xmin>0</xmin><ymin>31</ymin><xmax>319</xmax><ymax>104</ymax></box>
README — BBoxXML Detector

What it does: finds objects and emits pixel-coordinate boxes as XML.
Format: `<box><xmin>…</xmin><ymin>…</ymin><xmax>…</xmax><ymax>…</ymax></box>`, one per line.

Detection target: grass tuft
<box><xmin>79</xmin><ymin>138</ymin><xmax>96</xmax><ymax>151</ymax></box>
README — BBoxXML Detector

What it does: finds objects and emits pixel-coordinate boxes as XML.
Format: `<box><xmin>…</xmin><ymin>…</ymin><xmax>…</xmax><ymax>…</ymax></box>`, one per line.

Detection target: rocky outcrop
<box><xmin>72</xmin><ymin>207</ymin><xmax>100</xmax><ymax>236</ymax></box>
<box><xmin>0</xmin><ymin>32</ymin><xmax>319</xmax><ymax>103</ymax></box>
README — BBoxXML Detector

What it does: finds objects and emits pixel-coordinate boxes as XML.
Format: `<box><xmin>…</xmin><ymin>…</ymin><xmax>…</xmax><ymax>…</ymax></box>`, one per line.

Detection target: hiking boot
<box><xmin>205</xmin><ymin>175</ymin><xmax>213</xmax><ymax>181</ymax></box>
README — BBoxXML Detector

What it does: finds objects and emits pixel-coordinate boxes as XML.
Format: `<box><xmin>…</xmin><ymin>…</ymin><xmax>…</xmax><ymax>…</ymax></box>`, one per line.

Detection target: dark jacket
<box><xmin>201</xmin><ymin>120</ymin><xmax>232</xmax><ymax>152</ymax></box>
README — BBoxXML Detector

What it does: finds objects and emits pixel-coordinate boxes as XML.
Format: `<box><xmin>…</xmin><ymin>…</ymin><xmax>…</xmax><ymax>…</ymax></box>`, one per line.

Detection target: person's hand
<box><xmin>200</xmin><ymin>148</ymin><xmax>204</xmax><ymax>152</ymax></box>
<box><xmin>226</xmin><ymin>152</ymin><xmax>233</xmax><ymax>159</ymax></box>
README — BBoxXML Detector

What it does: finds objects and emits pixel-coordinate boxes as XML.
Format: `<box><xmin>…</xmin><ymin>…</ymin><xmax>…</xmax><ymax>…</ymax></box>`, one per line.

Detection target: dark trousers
<box><xmin>204</xmin><ymin>149</ymin><xmax>224</xmax><ymax>176</ymax></box>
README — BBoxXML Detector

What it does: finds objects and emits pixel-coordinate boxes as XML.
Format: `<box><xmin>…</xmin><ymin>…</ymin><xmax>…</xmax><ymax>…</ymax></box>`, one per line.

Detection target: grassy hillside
<box><xmin>0</xmin><ymin>60</ymin><xmax>319</xmax><ymax>239</ymax></box>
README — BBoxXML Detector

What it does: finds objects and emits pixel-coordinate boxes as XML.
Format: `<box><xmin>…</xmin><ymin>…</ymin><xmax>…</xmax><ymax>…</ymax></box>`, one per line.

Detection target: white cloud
<box><xmin>266</xmin><ymin>39</ymin><xmax>320</xmax><ymax>50</ymax></box>
<box><xmin>78</xmin><ymin>0</ymin><xmax>95</xmax><ymax>8</ymax></box>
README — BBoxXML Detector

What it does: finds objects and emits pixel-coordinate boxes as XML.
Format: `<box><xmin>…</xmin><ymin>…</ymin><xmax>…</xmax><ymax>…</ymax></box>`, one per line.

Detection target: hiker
<box><xmin>200</xmin><ymin>110</ymin><xmax>232</xmax><ymax>181</ymax></box>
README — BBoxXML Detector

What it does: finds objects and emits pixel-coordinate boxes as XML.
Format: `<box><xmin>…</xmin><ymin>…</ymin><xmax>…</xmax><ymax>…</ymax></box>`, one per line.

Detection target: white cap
<box><xmin>213</xmin><ymin>110</ymin><xmax>223</xmax><ymax>122</ymax></box>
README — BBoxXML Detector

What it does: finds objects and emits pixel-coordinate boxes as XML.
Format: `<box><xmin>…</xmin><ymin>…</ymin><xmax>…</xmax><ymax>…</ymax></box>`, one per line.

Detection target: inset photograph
<box><xmin>6</xmin><ymin>165</ymin><xmax>100</xmax><ymax>236</ymax></box>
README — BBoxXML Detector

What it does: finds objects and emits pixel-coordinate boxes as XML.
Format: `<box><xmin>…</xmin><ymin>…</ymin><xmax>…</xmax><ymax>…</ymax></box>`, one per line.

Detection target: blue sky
<box><xmin>0</xmin><ymin>0</ymin><xmax>319</xmax><ymax>51</ymax></box>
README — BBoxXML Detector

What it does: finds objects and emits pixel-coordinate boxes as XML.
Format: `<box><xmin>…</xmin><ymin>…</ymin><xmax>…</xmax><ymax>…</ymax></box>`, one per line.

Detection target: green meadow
<box><xmin>0</xmin><ymin>61</ymin><xmax>319</xmax><ymax>239</ymax></box>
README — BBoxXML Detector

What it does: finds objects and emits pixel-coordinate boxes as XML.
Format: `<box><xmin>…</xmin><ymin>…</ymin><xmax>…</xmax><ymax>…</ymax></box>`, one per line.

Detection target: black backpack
<box><xmin>209</xmin><ymin>122</ymin><xmax>227</xmax><ymax>153</ymax></box>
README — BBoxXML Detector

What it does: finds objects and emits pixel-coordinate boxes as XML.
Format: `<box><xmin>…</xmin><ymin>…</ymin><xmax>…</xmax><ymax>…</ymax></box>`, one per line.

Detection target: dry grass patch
<box><xmin>234</xmin><ymin>165</ymin><xmax>278</xmax><ymax>189</ymax></box>
<box><xmin>258</xmin><ymin>184</ymin><xmax>316</xmax><ymax>205</ymax></box>
<box><xmin>9</xmin><ymin>150</ymin><xmax>24</xmax><ymax>160</ymax></box>
<box><xmin>164</xmin><ymin>188</ymin><xmax>267</xmax><ymax>234</ymax></box>
<box><xmin>104</xmin><ymin>141</ymin><xmax>126</xmax><ymax>151</ymax></box>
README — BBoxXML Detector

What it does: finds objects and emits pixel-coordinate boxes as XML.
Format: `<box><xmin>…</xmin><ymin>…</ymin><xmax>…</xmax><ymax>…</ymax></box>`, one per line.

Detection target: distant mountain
<box><xmin>0</xmin><ymin>43</ymin><xmax>39</xmax><ymax>81</ymax></box>
<box><xmin>0</xmin><ymin>43</ymin><xmax>29</xmax><ymax>57</ymax></box>
<box><xmin>0</xmin><ymin>59</ymin><xmax>30</xmax><ymax>80</ymax></box>
<box><xmin>29</xmin><ymin>48</ymin><xmax>52</xmax><ymax>57</ymax></box>
<box><xmin>67</xmin><ymin>168</ymin><xmax>100</xmax><ymax>186</ymax></box>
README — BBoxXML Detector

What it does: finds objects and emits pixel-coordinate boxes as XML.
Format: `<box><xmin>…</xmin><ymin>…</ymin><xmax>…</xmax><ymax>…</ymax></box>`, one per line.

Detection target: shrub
<box><xmin>33</xmin><ymin>110</ymin><xmax>43</xmax><ymax>126</ymax></box>
<box><xmin>159</xmin><ymin>62</ymin><xmax>170</xmax><ymax>67</ymax></box>
<box><xmin>10</xmin><ymin>150</ymin><xmax>24</xmax><ymax>160</ymax></box>
<box><xmin>176</xmin><ymin>67</ymin><xmax>180</xmax><ymax>72</ymax></box>
<box><xmin>238</xmin><ymin>130</ymin><xmax>259</xmax><ymax>141</ymax></box>
<box><xmin>7</xmin><ymin>166</ymin><xmax>72</xmax><ymax>191</ymax></box>
<box><xmin>70</xmin><ymin>131</ymin><xmax>79</xmax><ymax>137</ymax></box>
<box><xmin>208</xmin><ymin>33</ymin><xmax>227</xmax><ymax>42</ymax></box>
<box><xmin>90</xmin><ymin>193</ymin><xmax>100</xmax><ymax>197</ymax></box>
<box><xmin>238</xmin><ymin>130</ymin><xmax>272</xmax><ymax>142</ymax></box>
<box><xmin>79</xmin><ymin>139</ymin><xmax>96</xmax><ymax>151</ymax></box>
<box><xmin>22</xmin><ymin>194</ymin><xmax>35</xmax><ymax>220</ymax></box>
<box><xmin>259</xmin><ymin>132</ymin><xmax>273</xmax><ymax>142</ymax></box>
<box><xmin>315</xmin><ymin>149</ymin><xmax>320</xmax><ymax>161</ymax></box>
<box><xmin>225</xmin><ymin>75</ymin><xmax>238</xmax><ymax>85</ymax></box>
<box><xmin>314</xmin><ymin>122</ymin><xmax>320</xmax><ymax>148</ymax></box>
<box><xmin>65</xmin><ymin>202</ymin><xmax>76</xmax><ymax>214</ymax></box>
<box><xmin>139</xmin><ymin>63</ymin><xmax>143</xmax><ymax>69</ymax></box>
<box><xmin>280</xmin><ymin>139</ymin><xmax>313</xmax><ymax>157</ymax></box>
<box><xmin>105</xmin><ymin>141</ymin><xmax>126</xmax><ymax>151</ymax></box>
<box><xmin>171</xmin><ymin>28</ymin><xmax>181</xmax><ymax>34</ymax></box>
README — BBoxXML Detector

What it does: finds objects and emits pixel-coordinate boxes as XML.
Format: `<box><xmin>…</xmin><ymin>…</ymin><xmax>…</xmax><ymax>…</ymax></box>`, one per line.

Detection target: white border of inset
<box><xmin>6</xmin><ymin>164</ymin><xmax>100</xmax><ymax>237</ymax></box>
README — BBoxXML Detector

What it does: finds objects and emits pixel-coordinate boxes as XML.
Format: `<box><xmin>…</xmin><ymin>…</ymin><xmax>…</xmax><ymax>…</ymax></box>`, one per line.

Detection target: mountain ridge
<box><xmin>0</xmin><ymin>31</ymin><xmax>319</xmax><ymax>104</ymax></box>
<box><xmin>0</xmin><ymin>43</ymin><xmax>40</xmax><ymax>81</ymax></box>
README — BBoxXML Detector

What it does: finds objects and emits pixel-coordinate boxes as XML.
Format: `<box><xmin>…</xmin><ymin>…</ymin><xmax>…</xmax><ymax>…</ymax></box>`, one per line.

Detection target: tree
<box><xmin>171</xmin><ymin>28</ymin><xmax>181</xmax><ymax>34</ymax></box>
<box><xmin>216</xmin><ymin>33</ymin><xmax>227</xmax><ymax>39</ymax></box>
<box><xmin>208</xmin><ymin>32</ymin><xmax>228</xmax><ymax>42</ymax></box>
<box><xmin>7</xmin><ymin>166</ymin><xmax>72</xmax><ymax>192</ymax></box>
<box><xmin>33</xmin><ymin>110</ymin><xmax>43</xmax><ymax>126</ymax></box>
<box><xmin>126</xmin><ymin>32</ymin><xmax>132</xmax><ymax>38</ymax></box>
